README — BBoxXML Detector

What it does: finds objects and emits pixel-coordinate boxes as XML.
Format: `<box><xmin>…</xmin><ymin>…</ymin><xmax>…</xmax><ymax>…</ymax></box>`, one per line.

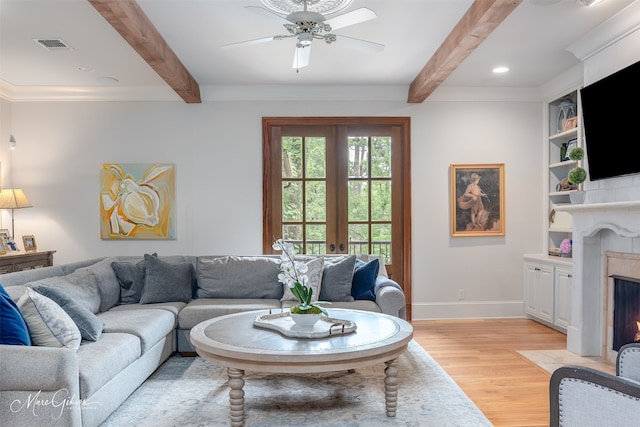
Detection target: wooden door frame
<box><xmin>262</xmin><ymin>117</ymin><xmax>412</xmax><ymax>320</ymax></box>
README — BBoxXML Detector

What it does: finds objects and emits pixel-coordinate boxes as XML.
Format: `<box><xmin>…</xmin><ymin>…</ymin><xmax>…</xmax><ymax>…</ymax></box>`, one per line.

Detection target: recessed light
<box><xmin>97</xmin><ymin>76</ymin><xmax>119</xmax><ymax>85</ymax></box>
<box><xmin>577</xmin><ymin>0</ymin><xmax>604</xmax><ymax>7</ymax></box>
<box><xmin>493</xmin><ymin>66</ymin><xmax>509</xmax><ymax>74</ymax></box>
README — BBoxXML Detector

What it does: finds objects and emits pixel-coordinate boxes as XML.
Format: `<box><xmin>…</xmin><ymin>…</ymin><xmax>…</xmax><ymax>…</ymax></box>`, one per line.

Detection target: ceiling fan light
<box><xmin>298</xmin><ymin>32</ymin><xmax>313</xmax><ymax>46</ymax></box>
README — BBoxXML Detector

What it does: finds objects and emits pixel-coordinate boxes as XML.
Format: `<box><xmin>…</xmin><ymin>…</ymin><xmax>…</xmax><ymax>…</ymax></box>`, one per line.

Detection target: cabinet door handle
<box><xmin>339</xmin><ymin>243</ymin><xmax>345</xmax><ymax>251</ymax></box>
<box><xmin>329</xmin><ymin>244</ymin><xmax>336</xmax><ymax>252</ymax></box>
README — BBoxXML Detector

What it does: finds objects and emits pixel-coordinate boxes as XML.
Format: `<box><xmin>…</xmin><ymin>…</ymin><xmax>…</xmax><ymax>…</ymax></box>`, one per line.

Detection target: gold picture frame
<box><xmin>0</xmin><ymin>229</ymin><xmax>11</xmax><ymax>244</ymax></box>
<box><xmin>450</xmin><ymin>164</ymin><xmax>505</xmax><ymax>237</ymax></box>
<box><xmin>0</xmin><ymin>238</ymin><xmax>7</xmax><ymax>255</ymax></box>
<box><xmin>22</xmin><ymin>235</ymin><xmax>37</xmax><ymax>252</ymax></box>
<box><xmin>563</xmin><ymin>116</ymin><xmax>578</xmax><ymax>131</ymax></box>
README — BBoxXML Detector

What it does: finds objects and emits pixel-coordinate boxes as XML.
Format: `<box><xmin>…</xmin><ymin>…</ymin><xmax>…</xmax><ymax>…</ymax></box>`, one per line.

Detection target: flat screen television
<box><xmin>579</xmin><ymin>59</ymin><xmax>640</xmax><ymax>181</ymax></box>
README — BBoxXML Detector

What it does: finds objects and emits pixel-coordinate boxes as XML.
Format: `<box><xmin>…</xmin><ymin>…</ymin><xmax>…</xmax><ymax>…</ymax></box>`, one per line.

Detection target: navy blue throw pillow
<box><xmin>0</xmin><ymin>284</ymin><xmax>32</xmax><ymax>345</ymax></box>
<box><xmin>351</xmin><ymin>258</ymin><xmax>380</xmax><ymax>301</ymax></box>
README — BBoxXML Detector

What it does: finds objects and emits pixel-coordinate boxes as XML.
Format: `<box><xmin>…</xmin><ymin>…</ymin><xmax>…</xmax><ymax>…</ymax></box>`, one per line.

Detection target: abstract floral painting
<box><xmin>100</xmin><ymin>163</ymin><xmax>176</xmax><ymax>240</ymax></box>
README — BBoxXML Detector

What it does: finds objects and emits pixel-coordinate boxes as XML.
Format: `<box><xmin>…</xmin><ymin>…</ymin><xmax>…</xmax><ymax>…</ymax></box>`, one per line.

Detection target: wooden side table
<box><xmin>0</xmin><ymin>250</ymin><xmax>56</xmax><ymax>274</ymax></box>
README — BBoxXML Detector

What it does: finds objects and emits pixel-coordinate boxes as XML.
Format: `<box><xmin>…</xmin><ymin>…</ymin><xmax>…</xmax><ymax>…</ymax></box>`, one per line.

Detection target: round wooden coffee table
<box><xmin>190</xmin><ymin>308</ymin><xmax>413</xmax><ymax>426</ymax></box>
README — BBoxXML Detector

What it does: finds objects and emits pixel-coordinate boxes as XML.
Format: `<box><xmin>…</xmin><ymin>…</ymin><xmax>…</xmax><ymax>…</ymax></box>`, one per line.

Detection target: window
<box><xmin>263</xmin><ymin>117</ymin><xmax>412</xmax><ymax>318</ymax></box>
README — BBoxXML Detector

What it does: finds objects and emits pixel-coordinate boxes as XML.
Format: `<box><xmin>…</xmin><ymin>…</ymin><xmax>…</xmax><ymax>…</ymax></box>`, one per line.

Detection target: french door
<box><xmin>262</xmin><ymin>117</ymin><xmax>411</xmax><ymax>318</ymax></box>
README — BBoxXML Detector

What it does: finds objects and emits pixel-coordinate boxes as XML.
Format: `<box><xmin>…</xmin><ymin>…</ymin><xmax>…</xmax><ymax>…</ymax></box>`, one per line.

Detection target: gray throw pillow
<box><xmin>32</xmin><ymin>285</ymin><xmax>104</xmax><ymax>341</ymax></box>
<box><xmin>112</xmin><ymin>260</ymin><xmax>146</xmax><ymax>304</ymax></box>
<box><xmin>139</xmin><ymin>254</ymin><xmax>193</xmax><ymax>304</ymax></box>
<box><xmin>26</xmin><ymin>269</ymin><xmax>101</xmax><ymax>314</ymax></box>
<box><xmin>111</xmin><ymin>253</ymin><xmax>157</xmax><ymax>304</ymax></box>
<box><xmin>319</xmin><ymin>255</ymin><xmax>356</xmax><ymax>302</ymax></box>
<box><xmin>196</xmin><ymin>256</ymin><xmax>282</xmax><ymax>299</ymax></box>
<box><xmin>17</xmin><ymin>289</ymin><xmax>81</xmax><ymax>350</ymax></box>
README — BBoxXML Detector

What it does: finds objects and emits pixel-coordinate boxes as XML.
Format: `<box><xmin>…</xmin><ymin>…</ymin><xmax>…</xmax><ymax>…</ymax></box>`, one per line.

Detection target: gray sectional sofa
<box><xmin>0</xmin><ymin>253</ymin><xmax>405</xmax><ymax>426</ymax></box>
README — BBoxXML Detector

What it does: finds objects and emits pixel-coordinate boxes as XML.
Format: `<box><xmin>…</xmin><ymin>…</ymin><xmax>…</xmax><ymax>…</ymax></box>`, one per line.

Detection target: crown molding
<box><xmin>2</xmin><ymin>79</ymin><xmax>543</xmax><ymax>103</ymax></box>
<box><xmin>567</xmin><ymin>0</ymin><xmax>640</xmax><ymax>62</ymax></box>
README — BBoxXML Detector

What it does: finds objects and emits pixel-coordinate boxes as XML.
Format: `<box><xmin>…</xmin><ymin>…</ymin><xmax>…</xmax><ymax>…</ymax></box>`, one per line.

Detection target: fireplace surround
<box><xmin>556</xmin><ymin>201</ymin><xmax>640</xmax><ymax>358</ymax></box>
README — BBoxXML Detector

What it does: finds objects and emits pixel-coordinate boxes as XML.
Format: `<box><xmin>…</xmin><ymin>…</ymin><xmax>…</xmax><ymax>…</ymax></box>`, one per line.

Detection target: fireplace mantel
<box><xmin>557</xmin><ymin>200</ymin><xmax>640</xmax><ymax>356</ymax></box>
<box><xmin>556</xmin><ymin>200</ymin><xmax>640</xmax><ymax>213</ymax></box>
<box><xmin>556</xmin><ymin>201</ymin><xmax>640</xmax><ymax>238</ymax></box>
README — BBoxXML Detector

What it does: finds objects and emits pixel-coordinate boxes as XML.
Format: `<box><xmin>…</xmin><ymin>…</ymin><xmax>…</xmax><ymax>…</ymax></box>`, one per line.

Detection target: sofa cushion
<box><xmin>74</xmin><ymin>257</ymin><xmax>122</xmax><ymax>312</ymax></box>
<box><xmin>178</xmin><ymin>298</ymin><xmax>282</xmax><ymax>330</ymax></box>
<box><xmin>140</xmin><ymin>254</ymin><xmax>193</xmax><ymax>304</ymax></box>
<box><xmin>32</xmin><ymin>285</ymin><xmax>104</xmax><ymax>341</ymax></box>
<box><xmin>351</xmin><ymin>258</ymin><xmax>380</xmax><ymax>301</ymax></box>
<box><xmin>319</xmin><ymin>255</ymin><xmax>356</xmax><ymax>302</ymax></box>
<box><xmin>98</xmin><ymin>309</ymin><xmax>175</xmax><ymax>353</ymax></box>
<box><xmin>4</xmin><ymin>284</ymin><xmax>28</xmax><ymax>302</ymax></box>
<box><xmin>26</xmin><ymin>269</ymin><xmax>101</xmax><ymax>314</ymax></box>
<box><xmin>196</xmin><ymin>256</ymin><xmax>282</xmax><ymax>299</ymax></box>
<box><xmin>77</xmin><ymin>332</ymin><xmax>141</xmax><ymax>398</ymax></box>
<box><xmin>281</xmin><ymin>257</ymin><xmax>324</xmax><ymax>302</ymax></box>
<box><xmin>0</xmin><ymin>284</ymin><xmax>31</xmax><ymax>345</ymax></box>
<box><xmin>108</xmin><ymin>301</ymin><xmax>187</xmax><ymax>317</ymax></box>
<box><xmin>17</xmin><ymin>288</ymin><xmax>81</xmax><ymax>350</ymax></box>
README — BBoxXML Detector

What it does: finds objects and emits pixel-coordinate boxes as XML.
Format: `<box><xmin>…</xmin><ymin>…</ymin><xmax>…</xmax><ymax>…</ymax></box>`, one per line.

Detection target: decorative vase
<box><xmin>570</xmin><ymin>190</ymin><xmax>586</xmax><ymax>204</ymax></box>
<box><xmin>289</xmin><ymin>305</ymin><xmax>323</xmax><ymax>327</ymax></box>
<box><xmin>290</xmin><ymin>312</ymin><xmax>321</xmax><ymax>327</ymax></box>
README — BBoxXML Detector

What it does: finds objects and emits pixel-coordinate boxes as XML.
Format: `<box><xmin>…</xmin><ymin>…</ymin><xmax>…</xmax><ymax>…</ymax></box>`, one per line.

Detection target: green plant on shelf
<box><xmin>567</xmin><ymin>147</ymin><xmax>586</xmax><ymax>186</ymax></box>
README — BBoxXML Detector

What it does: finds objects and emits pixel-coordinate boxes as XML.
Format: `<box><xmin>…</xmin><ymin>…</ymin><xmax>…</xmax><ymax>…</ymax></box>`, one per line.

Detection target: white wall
<box><xmin>1</xmin><ymin>95</ymin><xmax>542</xmax><ymax>320</ymax></box>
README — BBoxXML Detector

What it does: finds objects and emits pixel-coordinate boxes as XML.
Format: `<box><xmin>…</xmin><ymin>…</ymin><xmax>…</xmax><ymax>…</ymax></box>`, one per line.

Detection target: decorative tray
<box><xmin>253</xmin><ymin>312</ymin><xmax>357</xmax><ymax>339</ymax></box>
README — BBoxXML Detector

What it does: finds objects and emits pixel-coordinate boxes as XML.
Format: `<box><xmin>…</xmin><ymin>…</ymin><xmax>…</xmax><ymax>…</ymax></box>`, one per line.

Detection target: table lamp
<box><xmin>0</xmin><ymin>188</ymin><xmax>33</xmax><ymax>239</ymax></box>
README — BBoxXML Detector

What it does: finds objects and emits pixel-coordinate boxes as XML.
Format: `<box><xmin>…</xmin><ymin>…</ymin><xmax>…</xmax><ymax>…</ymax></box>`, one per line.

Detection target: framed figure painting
<box><xmin>450</xmin><ymin>164</ymin><xmax>505</xmax><ymax>237</ymax></box>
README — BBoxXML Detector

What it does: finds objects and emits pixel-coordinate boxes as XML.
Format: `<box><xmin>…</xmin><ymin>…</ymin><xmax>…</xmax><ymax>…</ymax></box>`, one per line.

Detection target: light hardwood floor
<box><xmin>411</xmin><ymin>318</ymin><xmax>568</xmax><ymax>427</ymax></box>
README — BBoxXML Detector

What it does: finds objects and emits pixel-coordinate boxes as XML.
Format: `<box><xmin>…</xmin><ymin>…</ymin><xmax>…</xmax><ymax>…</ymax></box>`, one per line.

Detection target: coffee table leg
<box><xmin>384</xmin><ymin>358</ymin><xmax>399</xmax><ymax>417</ymax></box>
<box><xmin>228</xmin><ymin>368</ymin><xmax>245</xmax><ymax>426</ymax></box>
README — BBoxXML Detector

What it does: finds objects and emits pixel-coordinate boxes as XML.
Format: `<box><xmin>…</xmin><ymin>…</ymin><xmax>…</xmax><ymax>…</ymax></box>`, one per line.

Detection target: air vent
<box><xmin>34</xmin><ymin>38</ymin><xmax>73</xmax><ymax>51</ymax></box>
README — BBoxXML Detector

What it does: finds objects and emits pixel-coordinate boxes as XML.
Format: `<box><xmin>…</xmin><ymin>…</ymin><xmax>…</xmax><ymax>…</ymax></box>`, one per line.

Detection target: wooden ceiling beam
<box><xmin>407</xmin><ymin>0</ymin><xmax>522</xmax><ymax>103</ymax></box>
<box><xmin>89</xmin><ymin>0</ymin><xmax>201</xmax><ymax>103</ymax></box>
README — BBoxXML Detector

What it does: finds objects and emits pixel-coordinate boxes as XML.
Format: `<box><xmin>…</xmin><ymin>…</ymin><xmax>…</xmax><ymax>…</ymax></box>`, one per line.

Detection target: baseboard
<box><xmin>411</xmin><ymin>300</ymin><xmax>525</xmax><ymax>320</ymax></box>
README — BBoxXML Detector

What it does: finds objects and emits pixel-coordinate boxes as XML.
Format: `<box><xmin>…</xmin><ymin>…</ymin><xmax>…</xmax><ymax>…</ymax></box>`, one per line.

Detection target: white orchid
<box><xmin>273</xmin><ymin>238</ymin><xmax>327</xmax><ymax>314</ymax></box>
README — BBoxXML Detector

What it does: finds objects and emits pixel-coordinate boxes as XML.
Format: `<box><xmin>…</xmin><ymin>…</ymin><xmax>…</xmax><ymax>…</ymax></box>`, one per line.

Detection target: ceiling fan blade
<box><xmin>293</xmin><ymin>46</ymin><xmax>310</xmax><ymax>69</ymax></box>
<box><xmin>221</xmin><ymin>36</ymin><xmax>278</xmax><ymax>49</ymax></box>
<box><xmin>245</xmin><ymin>6</ymin><xmax>289</xmax><ymax>24</ymax></box>
<box><xmin>335</xmin><ymin>35</ymin><xmax>384</xmax><ymax>53</ymax></box>
<box><xmin>324</xmin><ymin>7</ymin><xmax>377</xmax><ymax>31</ymax></box>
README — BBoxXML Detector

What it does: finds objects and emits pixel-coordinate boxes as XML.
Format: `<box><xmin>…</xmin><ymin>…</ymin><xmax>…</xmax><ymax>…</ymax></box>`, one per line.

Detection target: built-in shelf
<box><xmin>545</xmin><ymin>89</ymin><xmax>580</xmax><ymax>254</ymax></box>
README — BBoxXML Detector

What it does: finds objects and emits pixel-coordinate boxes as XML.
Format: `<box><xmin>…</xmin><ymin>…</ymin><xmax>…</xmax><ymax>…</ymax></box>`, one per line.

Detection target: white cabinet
<box><xmin>524</xmin><ymin>255</ymin><xmax>572</xmax><ymax>332</ymax></box>
<box><xmin>525</xmin><ymin>261</ymin><xmax>554</xmax><ymax>323</ymax></box>
<box><xmin>554</xmin><ymin>266</ymin><xmax>572</xmax><ymax>329</ymax></box>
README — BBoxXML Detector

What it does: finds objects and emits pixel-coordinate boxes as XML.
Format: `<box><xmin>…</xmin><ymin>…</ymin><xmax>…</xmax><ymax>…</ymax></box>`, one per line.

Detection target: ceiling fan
<box><xmin>221</xmin><ymin>0</ymin><xmax>384</xmax><ymax>70</ymax></box>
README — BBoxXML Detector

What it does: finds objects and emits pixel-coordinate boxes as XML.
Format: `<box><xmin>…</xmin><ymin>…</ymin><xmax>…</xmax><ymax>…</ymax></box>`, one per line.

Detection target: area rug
<box><xmin>101</xmin><ymin>340</ymin><xmax>492</xmax><ymax>426</ymax></box>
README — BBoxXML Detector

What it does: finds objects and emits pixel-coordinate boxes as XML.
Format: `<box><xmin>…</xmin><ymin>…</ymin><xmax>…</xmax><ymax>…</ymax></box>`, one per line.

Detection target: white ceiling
<box><xmin>0</xmin><ymin>0</ymin><xmax>636</xmax><ymax>101</ymax></box>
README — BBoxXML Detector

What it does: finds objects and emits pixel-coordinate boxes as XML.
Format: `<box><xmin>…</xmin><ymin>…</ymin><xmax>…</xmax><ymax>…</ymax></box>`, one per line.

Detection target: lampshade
<box><xmin>0</xmin><ymin>189</ymin><xmax>32</xmax><ymax>209</ymax></box>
